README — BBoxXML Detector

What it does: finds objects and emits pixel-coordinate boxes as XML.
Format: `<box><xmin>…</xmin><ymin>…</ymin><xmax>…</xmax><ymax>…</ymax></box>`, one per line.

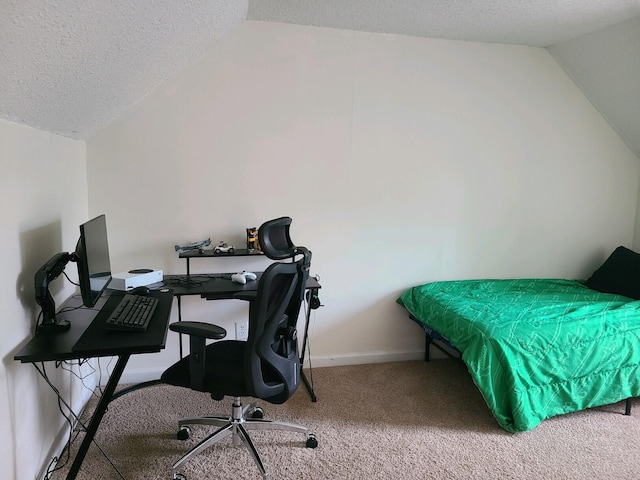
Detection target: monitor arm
<box><xmin>34</xmin><ymin>252</ymin><xmax>77</xmax><ymax>333</ymax></box>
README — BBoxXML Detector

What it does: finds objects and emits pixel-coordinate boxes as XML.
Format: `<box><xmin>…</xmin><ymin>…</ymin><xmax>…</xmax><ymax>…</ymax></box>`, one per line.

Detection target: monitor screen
<box><xmin>75</xmin><ymin>214</ymin><xmax>112</xmax><ymax>308</ymax></box>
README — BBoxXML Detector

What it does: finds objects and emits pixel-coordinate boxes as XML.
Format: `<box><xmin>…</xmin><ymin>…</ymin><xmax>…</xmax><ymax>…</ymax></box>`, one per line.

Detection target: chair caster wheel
<box><xmin>306</xmin><ymin>433</ymin><xmax>318</xmax><ymax>448</ymax></box>
<box><xmin>177</xmin><ymin>426</ymin><xmax>191</xmax><ymax>440</ymax></box>
<box><xmin>251</xmin><ymin>407</ymin><xmax>264</xmax><ymax>419</ymax></box>
<box><xmin>174</xmin><ymin>474</ymin><xmax>186</xmax><ymax>480</ymax></box>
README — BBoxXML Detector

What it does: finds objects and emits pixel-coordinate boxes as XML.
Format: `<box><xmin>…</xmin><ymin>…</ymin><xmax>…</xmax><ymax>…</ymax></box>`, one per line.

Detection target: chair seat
<box><xmin>161</xmin><ymin>340</ymin><xmax>249</xmax><ymax>398</ymax></box>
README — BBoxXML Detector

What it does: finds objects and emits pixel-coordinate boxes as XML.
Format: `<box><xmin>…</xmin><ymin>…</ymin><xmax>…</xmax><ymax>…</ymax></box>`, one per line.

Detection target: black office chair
<box><xmin>161</xmin><ymin>217</ymin><xmax>317</xmax><ymax>480</ymax></box>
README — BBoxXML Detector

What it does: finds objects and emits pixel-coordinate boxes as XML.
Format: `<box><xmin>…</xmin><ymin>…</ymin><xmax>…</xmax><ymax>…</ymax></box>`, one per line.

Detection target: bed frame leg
<box><xmin>625</xmin><ymin>398</ymin><xmax>632</xmax><ymax>415</ymax></box>
<box><xmin>425</xmin><ymin>332</ymin><xmax>432</xmax><ymax>362</ymax></box>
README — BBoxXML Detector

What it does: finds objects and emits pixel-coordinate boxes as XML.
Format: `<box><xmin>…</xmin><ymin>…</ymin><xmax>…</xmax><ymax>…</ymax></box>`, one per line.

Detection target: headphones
<box><xmin>306</xmin><ymin>289</ymin><xmax>322</xmax><ymax>310</ymax></box>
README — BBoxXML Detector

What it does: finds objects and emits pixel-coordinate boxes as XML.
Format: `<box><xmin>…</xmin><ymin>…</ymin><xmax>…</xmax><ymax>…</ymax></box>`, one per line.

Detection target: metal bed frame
<box><xmin>408</xmin><ymin>313</ymin><xmax>634</xmax><ymax>416</ymax></box>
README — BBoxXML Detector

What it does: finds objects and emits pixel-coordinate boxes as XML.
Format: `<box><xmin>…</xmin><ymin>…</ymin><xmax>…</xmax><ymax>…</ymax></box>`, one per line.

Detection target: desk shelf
<box><xmin>178</xmin><ymin>248</ymin><xmax>264</xmax><ymax>275</ymax></box>
<box><xmin>179</xmin><ymin>249</ymin><xmax>264</xmax><ymax>276</ymax></box>
<box><xmin>178</xmin><ymin>248</ymin><xmax>263</xmax><ymax>259</ymax></box>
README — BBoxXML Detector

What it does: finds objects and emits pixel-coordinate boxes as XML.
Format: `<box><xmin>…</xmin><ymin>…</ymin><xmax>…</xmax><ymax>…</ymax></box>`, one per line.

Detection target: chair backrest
<box><xmin>258</xmin><ymin>216</ymin><xmax>296</xmax><ymax>260</ymax></box>
<box><xmin>245</xmin><ymin>217</ymin><xmax>311</xmax><ymax>404</ymax></box>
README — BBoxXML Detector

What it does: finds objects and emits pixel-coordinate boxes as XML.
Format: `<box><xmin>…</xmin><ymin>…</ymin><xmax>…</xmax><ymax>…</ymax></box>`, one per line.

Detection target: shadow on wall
<box><xmin>16</xmin><ymin>220</ymin><xmax>65</xmax><ymax>331</ymax></box>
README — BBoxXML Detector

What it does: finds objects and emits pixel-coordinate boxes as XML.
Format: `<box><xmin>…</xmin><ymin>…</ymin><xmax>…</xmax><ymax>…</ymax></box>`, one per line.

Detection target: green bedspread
<box><xmin>397</xmin><ymin>279</ymin><xmax>640</xmax><ymax>432</ymax></box>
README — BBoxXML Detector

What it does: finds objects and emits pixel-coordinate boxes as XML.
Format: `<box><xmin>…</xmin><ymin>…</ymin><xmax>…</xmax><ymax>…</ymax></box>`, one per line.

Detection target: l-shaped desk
<box><xmin>14</xmin><ymin>253</ymin><xmax>321</xmax><ymax>479</ymax></box>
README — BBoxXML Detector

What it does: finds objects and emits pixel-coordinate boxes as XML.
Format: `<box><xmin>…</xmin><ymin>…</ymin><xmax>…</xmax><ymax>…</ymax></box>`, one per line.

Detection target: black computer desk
<box><xmin>14</xmin><ymin>289</ymin><xmax>173</xmax><ymax>480</ymax></box>
<box><xmin>159</xmin><ymin>272</ymin><xmax>321</xmax><ymax>401</ymax></box>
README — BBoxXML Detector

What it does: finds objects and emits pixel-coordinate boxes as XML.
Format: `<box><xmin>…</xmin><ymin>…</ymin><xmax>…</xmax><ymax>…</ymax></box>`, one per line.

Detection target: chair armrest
<box><xmin>169</xmin><ymin>321</ymin><xmax>226</xmax><ymax>340</ymax></box>
<box><xmin>234</xmin><ymin>292</ymin><xmax>257</xmax><ymax>302</ymax></box>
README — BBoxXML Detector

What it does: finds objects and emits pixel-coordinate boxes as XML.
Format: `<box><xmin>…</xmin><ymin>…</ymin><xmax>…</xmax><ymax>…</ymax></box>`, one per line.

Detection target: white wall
<box><xmin>1</xmin><ymin>119</ymin><xmax>88</xmax><ymax>479</ymax></box>
<box><xmin>86</xmin><ymin>21</ymin><xmax>640</xmax><ymax>381</ymax></box>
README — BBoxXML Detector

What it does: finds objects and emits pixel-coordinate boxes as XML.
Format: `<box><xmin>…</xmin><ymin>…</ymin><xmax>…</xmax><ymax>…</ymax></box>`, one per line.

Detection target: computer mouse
<box><xmin>129</xmin><ymin>286</ymin><xmax>151</xmax><ymax>296</ymax></box>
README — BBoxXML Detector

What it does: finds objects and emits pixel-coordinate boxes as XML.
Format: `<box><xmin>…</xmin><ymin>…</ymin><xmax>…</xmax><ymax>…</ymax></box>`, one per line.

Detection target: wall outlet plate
<box><xmin>235</xmin><ymin>322</ymin><xmax>249</xmax><ymax>341</ymax></box>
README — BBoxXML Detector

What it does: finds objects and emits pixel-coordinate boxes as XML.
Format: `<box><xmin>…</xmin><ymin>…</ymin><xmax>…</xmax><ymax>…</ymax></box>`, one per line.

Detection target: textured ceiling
<box><xmin>0</xmin><ymin>0</ymin><xmax>639</xmax><ymax>156</ymax></box>
<box><xmin>0</xmin><ymin>0</ymin><xmax>248</xmax><ymax>139</ymax></box>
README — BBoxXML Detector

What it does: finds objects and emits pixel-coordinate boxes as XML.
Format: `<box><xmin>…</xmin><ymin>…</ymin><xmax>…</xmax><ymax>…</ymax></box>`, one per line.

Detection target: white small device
<box><xmin>110</xmin><ymin>269</ymin><xmax>163</xmax><ymax>291</ymax></box>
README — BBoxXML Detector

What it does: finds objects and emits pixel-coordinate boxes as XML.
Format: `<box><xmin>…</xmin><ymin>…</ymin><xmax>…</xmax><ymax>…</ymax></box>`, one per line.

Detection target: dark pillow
<box><xmin>586</xmin><ymin>246</ymin><xmax>640</xmax><ymax>300</ymax></box>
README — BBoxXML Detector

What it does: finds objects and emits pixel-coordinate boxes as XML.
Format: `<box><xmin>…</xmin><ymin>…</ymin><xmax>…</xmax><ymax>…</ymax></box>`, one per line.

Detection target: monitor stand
<box><xmin>37</xmin><ymin>318</ymin><xmax>71</xmax><ymax>334</ymax></box>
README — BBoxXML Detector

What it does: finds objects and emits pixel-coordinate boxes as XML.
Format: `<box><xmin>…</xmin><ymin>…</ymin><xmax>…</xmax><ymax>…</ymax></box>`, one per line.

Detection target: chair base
<box><xmin>172</xmin><ymin>397</ymin><xmax>314</xmax><ymax>480</ymax></box>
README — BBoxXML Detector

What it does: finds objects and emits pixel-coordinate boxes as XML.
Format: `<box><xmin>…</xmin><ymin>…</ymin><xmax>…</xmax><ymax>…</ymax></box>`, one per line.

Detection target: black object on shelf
<box><xmin>178</xmin><ymin>248</ymin><xmax>263</xmax><ymax>258</ymax></box>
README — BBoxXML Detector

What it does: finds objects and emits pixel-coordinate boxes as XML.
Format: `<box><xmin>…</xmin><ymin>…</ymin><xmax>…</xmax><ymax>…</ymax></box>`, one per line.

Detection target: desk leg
<box><xmin>299</xmin><ymin>289</ymin><xmax>317</xmax><ymax>402</ymax></box>
<box><xmin>177</xmin><ymin>295</ymin><xmax>183</xmax><ymax>358</ymax></box>
<box><xmin>66</xmin><ymin>354</ymin><xmax>130</xmax><ymax>480</ymax></box>
<box><xmin>300</xmin><ymin>370</ymin><xmax>316</xmax><ymax>402</ymax></box>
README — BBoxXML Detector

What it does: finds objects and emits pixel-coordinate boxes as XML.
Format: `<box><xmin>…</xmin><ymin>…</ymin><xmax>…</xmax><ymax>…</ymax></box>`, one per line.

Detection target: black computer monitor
<box><xmin>34</xmin><ymin>214</ymin><xmax>113</xmax><ymax>333</ymax></box>
<box><xmin>74</xmin><ymin>214</ymin><xmax>113</xmax><ymax>308</ymax></box>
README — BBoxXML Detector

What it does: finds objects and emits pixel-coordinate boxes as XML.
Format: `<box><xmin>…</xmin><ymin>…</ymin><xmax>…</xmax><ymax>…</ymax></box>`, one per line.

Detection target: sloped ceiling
<box><xmin>548</xmin><ymin>16</ymin><xmax>640</xmax><ymax>159</ymax></box>
<box><xmin>0</xmin><ymin>0</ymin><xmax>638</xmax><ymax>158</ymax></box>
<box><xmin>248</xmin><ymin>0</ymin><xmax>639</xmax><ymax>48</ymax></box>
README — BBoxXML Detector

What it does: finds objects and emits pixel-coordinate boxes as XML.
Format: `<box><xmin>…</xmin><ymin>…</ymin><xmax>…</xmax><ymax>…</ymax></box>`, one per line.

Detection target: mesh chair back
<box><xmin>244</xmin><ymin>260</ymin><xmax>308</xmax><ymax>403</ymax></box>
<box><xmin>243</xmin><ymin>216</ymin><xmax>312</xmax><ymax>403</ymax></box>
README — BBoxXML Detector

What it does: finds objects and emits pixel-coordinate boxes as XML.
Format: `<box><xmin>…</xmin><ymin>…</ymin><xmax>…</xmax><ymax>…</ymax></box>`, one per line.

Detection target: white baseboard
<box><xmin>303</xmin><ymin>350</ymin><xmax>426</xmax><ymax>369</ymax></box>
<box><xmin>113</xmin><ymin>350</ymin><xmax>428</xmax><ymax>385</ymax></box>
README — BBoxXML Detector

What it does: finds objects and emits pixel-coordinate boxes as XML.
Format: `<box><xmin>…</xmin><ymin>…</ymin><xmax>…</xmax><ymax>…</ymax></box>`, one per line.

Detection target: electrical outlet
<box><xmin>235</xmin><ymin>322</ymin><xmax>249</xmax><ymax>341</ymax></box>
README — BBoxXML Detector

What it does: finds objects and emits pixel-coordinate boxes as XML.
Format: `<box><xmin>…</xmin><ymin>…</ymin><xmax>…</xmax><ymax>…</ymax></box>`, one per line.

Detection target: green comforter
<box><xmin>397</xmin><ymin>279</ymin><xmax>640</xmax><ymax>432</ymax></box>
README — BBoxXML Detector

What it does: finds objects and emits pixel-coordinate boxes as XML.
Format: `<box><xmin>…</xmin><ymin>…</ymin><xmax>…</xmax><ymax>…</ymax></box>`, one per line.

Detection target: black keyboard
<box><xmin>106</xmin><ymin>294</ymin><xmax>158</xmax><ymax>332</ymax></box>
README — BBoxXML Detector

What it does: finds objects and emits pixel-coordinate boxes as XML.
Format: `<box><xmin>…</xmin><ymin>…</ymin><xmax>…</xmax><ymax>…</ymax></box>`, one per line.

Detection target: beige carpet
<box><xmin>51</xmin><ymin>360</ymin><xmax>640</xmax><ymax>479</ymax></box>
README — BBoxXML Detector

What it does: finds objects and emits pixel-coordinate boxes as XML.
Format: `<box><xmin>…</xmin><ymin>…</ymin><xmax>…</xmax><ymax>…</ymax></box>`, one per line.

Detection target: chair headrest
<box><xmin>258</xmin><ymin>217</ymin><xmax>295</xmax><ymax>260</ymax></box>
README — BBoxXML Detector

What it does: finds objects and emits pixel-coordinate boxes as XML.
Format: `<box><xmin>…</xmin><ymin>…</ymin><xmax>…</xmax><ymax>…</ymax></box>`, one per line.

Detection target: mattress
<box><xmin>397</xmin><ymin>278</ymin><xmax>640</xmax><ymax>431</ymax></box>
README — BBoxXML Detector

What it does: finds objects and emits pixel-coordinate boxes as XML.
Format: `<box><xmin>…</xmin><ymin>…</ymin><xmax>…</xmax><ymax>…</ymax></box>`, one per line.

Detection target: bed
<box><xmin>396</xmin><ymin>246</ymin><xmax>640</xmax><ymax>432</ymax></box>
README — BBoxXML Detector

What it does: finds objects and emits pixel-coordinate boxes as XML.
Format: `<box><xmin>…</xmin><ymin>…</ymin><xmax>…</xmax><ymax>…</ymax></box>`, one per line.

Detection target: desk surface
<box><xmin>157</xmin><ymin>273</ymin><xmax>320</xmax><ymax>299</ymax></box>
<box><xmin>14</xmin><ymin>289</ymin><xmax>173</xmax><ymax>363</ymax></box>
